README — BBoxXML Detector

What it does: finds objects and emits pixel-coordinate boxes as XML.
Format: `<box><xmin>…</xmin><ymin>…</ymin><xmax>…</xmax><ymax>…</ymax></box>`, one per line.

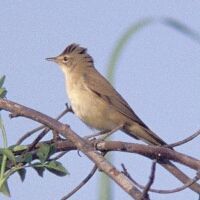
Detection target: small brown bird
<box><xmin>46</xmin><ymin>43</ymin><xmax>200</xmax><ymax>193</ymax></box>
<box><xmin>46</xmin><ymin>43</ymin><xmax>166</xmax><ymax>145</ymax></box>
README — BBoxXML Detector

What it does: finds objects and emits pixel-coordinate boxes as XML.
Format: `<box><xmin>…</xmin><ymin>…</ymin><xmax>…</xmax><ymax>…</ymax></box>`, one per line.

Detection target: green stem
<box><xmin>0</xmin><ymin>115</ymin><xmax>8</xmax><ymax>179</ymax></box>
<box><xmin>0</xmin><ymin>164</ymin><xmax>23</xmax><ymax>188</ymax></box>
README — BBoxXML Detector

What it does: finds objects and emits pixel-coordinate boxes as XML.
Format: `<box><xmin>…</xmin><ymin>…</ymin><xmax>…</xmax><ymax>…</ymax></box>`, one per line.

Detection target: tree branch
<box><xmin>0</xmin><ymin>98</ymin><xmax>144</xmax><ymax>200</ymax></box>
<box><xmin>1</xmin><ymin>98</ymin><xmax>200</xmax><ymax>197</ymax></box>
<box><xmin>61</xmin><ymin>164</ymin><xmax>98</xmax><ymax>200</ymax></box>
<box><xmin>164</xmin><ymin>129</ymin><xmax>200</xmax><ymax>148</ymax></box>
<box><xmin>95</xmin><ymin>141</ymin><xmax>200</xmax><ymax>170</ymax></box>
<box><xmin>141</xmin><ymin>160</ymin><xmax>157</xmax><ymax>199</ymax></box>
<box><xmin>121</xmin><ymin>164</ymin><xmax>200</xmax><ymax>194</ymax></box>
<box><xmin>16</xmin><ymin>103</ymin><xmax>72</xmax><ymax>145</ymax></box>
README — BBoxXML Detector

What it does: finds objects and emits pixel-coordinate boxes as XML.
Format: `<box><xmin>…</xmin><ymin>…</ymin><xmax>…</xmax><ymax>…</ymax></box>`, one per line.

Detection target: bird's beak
<box><xmin>45</xmin><ymin>56</ymin><xmax>58</xmax><ymax>62</ymax></box>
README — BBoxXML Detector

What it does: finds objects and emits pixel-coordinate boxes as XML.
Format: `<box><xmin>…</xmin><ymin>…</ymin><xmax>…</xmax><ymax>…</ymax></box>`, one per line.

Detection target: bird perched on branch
<box><xmin>46</xmin><ymin>43</ymin><xmax>166</xmax><ymax>146</ymax></box>
<box><xmin>46</xmin><ymin>43</ymin><xmax>200</xmax><ymax>193</ymax></box>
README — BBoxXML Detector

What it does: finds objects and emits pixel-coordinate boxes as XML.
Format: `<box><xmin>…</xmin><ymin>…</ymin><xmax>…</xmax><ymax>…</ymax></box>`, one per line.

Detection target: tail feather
<box><xmin>123</xmin><ymin>123</ymin><xmax>200</xmax><ymax>193</ymax></box>
<box><xmin>124</xmin><ymin>123</ymin><xmax>167</xmax><ymax>145</ymax></box>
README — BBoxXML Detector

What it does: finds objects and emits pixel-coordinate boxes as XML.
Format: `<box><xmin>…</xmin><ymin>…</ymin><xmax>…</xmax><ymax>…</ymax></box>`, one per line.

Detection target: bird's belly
<box><xmin>68</xmin><ymin>87</ymin><xmax>118</xmax><ymax>130</ymax></box>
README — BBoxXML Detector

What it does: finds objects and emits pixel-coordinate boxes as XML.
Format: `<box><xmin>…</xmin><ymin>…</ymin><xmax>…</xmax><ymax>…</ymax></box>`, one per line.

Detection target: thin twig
<box><xmin>16</xmin><ymin>104</ymin><xmax>72</xmax><ymax>145</ymax></box>
<box><xmin>27</xmin><ymin>127</ymin><xmax>49</xmax><ymax>151</ymax></box>
<box><xmin>141</xmin><ymin>160</ymin><xmax>157</xmax><ymax>199</ymax></box>
<box><xmin>60</xmin><ymin>165</ymin><xmax>98</xmax><ymax>200</ymax></box>
<box><xmin>165</xmin><ymin>129</ymin><xmax>200</xmax><ymax>148</ymax></box>
<box><xmin>16</xmin><ymin>125</ymin><xmax>45</xmax><ymax>145</ymax></box>
<box><xmin>122</xmin><ymin>164</ymin><xmax>200</xmax><ymax>194</ymax></box>
<box><xmin>49</xmin><ymin>152</ymin><xmax>67</xmax><ymax>161</ymax></box>
<box><xmin>27</xmin><ymin>107</ymin><xmax>72</xmax><ymax>151</ymax></box>
<box><xmin>134</xmin><ymin>174</ymin><xmax>200</xmax><ymax>194</ymax></box>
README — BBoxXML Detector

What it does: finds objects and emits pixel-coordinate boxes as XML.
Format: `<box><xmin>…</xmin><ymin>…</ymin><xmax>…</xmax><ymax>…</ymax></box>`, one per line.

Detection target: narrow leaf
<box><xmin>0</xmin><ymin>155</ymin><xmax>2</xmax><ymax>166</ymax></box>
<box><xmin>163</xmin><ymin>17</ymin><xmax>200</xmax><ymax>44</ymax></box>
<box><xmin>0</xmin><ymin>76</ymin><xmax>6</xmax><ymax>88</ymax></box>
<box><xmin>12</xmin><ymin>145</ymin><xmax>28</xmax><ymax>152</ymax></box>
<box><xmin>0</xmin><ymin>88</ymin><xmax>7</xmax><ymax>98</ymax></box>
<box><xmin>0</xmin><ymin>181</ymin><xmax>11</xmax><ymax>197</ymax></box>
<box><xmin>2</xmin><ymin>149</ymin><xmax>16</xmax><ymax>165</ymax></box>
<box><xmin>17</xmin><ymin>153</ymin><xmax>32</xmax><ymax>163</ymax></box>
<box><xmin>48</xmin><ymin>144</ymin><xmax>56</xmax><ymax>157</ymax></box>
<box><xmin>45</xmin><ymin>161</ymin><xmax>68</xmax><ymax>177</ymax></box>
<box><xmin>32</xmin><ymin>166</ymin><xmax>45</xmax><ymax>177</ymax></box>
<box><xmin>36</xmin><ymin>144</ymin><xmax>51</xmax><ymax>163</ymax></box>
<box><xmin>17</xmin><ymin>168</ymin><xmax>26</xmax><ymax>182</ymax></box>
<box><xmin>106</xmin><ymin>18</ymin><xmax>154</xmax><ymax>83</ymax></box>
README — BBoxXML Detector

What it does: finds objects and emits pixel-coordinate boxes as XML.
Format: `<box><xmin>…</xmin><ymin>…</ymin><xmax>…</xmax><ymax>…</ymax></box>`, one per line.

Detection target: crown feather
<box><xmin>61</xmin><ymin>43</ymin><xmax>87</xmax><ymax>55</ymax></box>
<box><xmin>61</xmin><ymin>43</ymin><xmax>93</xmax><ymax>64</ymax></box>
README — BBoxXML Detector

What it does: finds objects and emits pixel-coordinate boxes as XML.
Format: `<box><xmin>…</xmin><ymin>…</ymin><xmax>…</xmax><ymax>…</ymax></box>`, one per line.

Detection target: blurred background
<box><xmin>1</xmin><ymin>1</ymin><xmax>200</xmax><ymax>200</ymax></box>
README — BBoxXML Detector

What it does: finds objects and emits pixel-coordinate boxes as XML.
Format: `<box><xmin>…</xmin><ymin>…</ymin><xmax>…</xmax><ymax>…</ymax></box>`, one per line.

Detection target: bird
<box><xmin>46</xmin><ymin>43</ymin><xmax>166</xmax><ymax>146</ymax></box>
<box><xmin>46</xmin><ymin>43</ymin><xmax>200</xmax><ymax>193</ymax></box>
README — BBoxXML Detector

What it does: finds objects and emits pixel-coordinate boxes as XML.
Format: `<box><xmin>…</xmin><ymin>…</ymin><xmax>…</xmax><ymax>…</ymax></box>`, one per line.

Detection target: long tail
<box><xmin>123</xmin><ymin>123</ymin><xmax>200</xmax><ymax>193</ymax></box>
<box><xmin>125</xmin><ymin>123</ymin><xmax>167</xmax><ymax>145</ymax></box>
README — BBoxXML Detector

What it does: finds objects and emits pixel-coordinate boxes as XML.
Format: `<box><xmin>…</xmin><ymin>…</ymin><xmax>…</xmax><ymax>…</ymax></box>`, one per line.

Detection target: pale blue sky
<box><xmin>1</xmin><ymin>1</ymin><xmax>200</xmax><ymax>200</ymax></box>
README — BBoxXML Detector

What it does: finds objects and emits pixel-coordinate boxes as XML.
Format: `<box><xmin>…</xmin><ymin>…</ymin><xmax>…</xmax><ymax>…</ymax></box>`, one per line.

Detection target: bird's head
<box><xmin>46</xmin><ymin>43</ymin><xmax>93</xmax><ymax>74</ymax></box>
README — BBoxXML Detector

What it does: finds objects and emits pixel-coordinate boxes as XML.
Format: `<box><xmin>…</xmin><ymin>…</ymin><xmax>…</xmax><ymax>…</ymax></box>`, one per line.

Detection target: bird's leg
<box><xmin>84</xmin><ymin>130</ymin><xmax>109</xmax><ymax>139</ymax></box>
<box><xmin>101</xmin><ymin>124</ymin><xmax>125</xmax><ymax>140</ymax></box>
<box><xmin>85</xmin><ymin>124</ymin><xmax>124</xmax><ymax>140</ymax></box>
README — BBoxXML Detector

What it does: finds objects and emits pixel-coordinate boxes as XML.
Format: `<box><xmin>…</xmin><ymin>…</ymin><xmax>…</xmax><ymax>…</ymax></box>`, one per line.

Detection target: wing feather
<box><xmin>83</xmin><ymin>68</ymin><xmax>149</xmax><ymax>129</ymax></box>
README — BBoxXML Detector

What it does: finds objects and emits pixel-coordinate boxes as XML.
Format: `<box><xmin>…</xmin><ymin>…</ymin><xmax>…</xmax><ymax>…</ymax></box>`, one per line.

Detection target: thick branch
<box><xmin>96</xmin><ymin>141</ymin><xmax>200</xmax><ymax>170</ymax></box>
<box><xmin>0</xmin><ymin>98</ymin><xmax>144</xmax><ymax>200</ymax></box>
<box><xmin>28</xmin><ymin>139</ymin><xmax>200</xmax><ymax>171</ymax></box>
<box><xmin>14</xmin><ymin>133</ymin><xmax>200</xmax><ymax>195</ymax></box>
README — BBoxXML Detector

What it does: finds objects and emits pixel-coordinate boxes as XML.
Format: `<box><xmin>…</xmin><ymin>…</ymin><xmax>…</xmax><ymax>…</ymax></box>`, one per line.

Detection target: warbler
<box><xmin>46</xmin><ymin>43</ymin><xmax>200</xmax><ymax>193</ymax></box>
<box><xmin>46</xmin><ymin>43</ymin><xmax>167</xmax><ymax>145</ymax></box>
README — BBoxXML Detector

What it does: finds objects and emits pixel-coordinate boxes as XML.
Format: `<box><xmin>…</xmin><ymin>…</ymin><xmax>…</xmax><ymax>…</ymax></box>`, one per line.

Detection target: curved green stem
<box><xmin>0</xmin><ymin>115</ymin><xmax>8</xmax><ymax>179</ymax></box>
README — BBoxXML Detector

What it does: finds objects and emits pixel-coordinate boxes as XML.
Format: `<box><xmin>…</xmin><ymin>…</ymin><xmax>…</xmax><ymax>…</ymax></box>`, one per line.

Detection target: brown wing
<box><xmin>83</xmin><ymin>67</ymin><xmax>149</xmax><ymax>129</ymax></box>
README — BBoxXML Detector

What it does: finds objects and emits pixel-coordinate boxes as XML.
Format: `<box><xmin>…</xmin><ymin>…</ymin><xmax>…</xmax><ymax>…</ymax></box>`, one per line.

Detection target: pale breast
<box><xmin>65</xmin><ymin>76</ymin><xmax>119</xmax><ymax>130</ymax></box>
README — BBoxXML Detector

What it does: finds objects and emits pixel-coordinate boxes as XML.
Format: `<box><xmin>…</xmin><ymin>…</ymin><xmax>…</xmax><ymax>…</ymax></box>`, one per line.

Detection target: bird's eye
<box><xmin>63</xmin><ymin>56</ymin><xmax>68</xmax><ymax>61</ymax></box>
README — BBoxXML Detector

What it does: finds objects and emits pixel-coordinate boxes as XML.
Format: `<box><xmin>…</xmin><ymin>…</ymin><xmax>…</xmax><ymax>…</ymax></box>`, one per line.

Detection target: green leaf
<box><xmin>17</xmin><ymin>153</ymin><xmax>32</xmax><ymax>163</ymax></box>
<box><xmin>0</xmin><ymin>148</ymin><xmax>16</xmax><ymax>165</ymax></box>
<box><xmin>45</xmin><ymin>161</ymin><xmax>68</xmax><ymax>177</ymax></box>
<box><xmin>0</xmin><ymin>88</ymin><xmax>7</xmax><ymax>98</ymax></box>
<box><xmin>0</xmin><ymin>181</ymin><xmax>10</xmax><ymax>197</ymax></box>
<box><xmin>48</xmin><ymin>144</ymin><xmax>56</xmax><ymax>157</ymax></box>
<box><xmin>36</xmin><ymin>144</ymin><xmax>51</xmax><ymax>163</ymax></box>
<box><xmin>17</xmin><ymin>168</ymin><xmax>26</xmax><ymax>182</ymax></box>
<box><xmin>32</xmin><ymin>165</ymin><xmax>45</xmax><ymax>177</ymax></box>
<box><xmin>0</xmin><ymin>76</ymin><xmax>6</xmax><ymax>88</ymax></box>
<box><xmin>22</xmin><ymin>153</ymin><xmax>32</xmax><ymax>163</ymax></box>
<box><xmin>12</xmin><ymin>145</ymin><xmax>28</xmax><ymax>152</ymax></box>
